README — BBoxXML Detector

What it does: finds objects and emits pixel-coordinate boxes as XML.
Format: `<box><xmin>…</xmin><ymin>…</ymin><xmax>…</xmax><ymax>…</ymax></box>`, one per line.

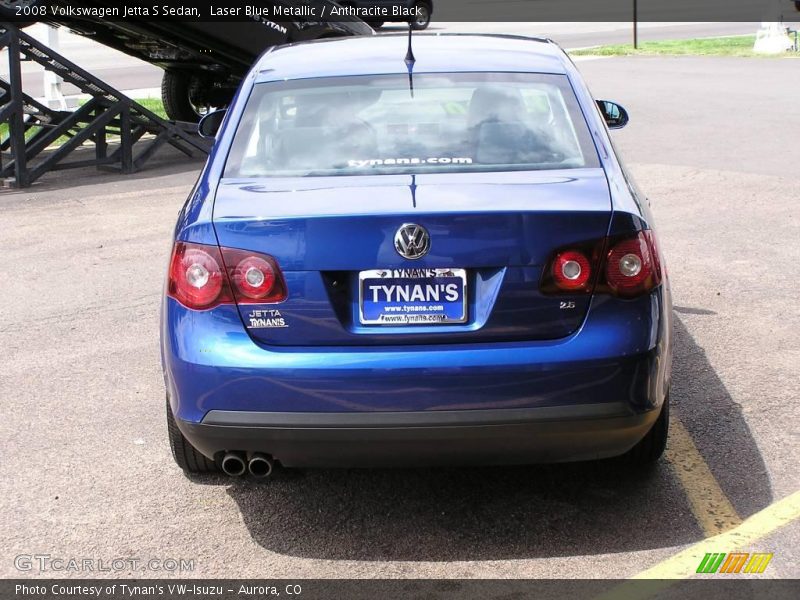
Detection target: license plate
<box><xmin>358</xmin><ymin>268</ymin><xmax>467</xmax><ymax>326</ymax></box>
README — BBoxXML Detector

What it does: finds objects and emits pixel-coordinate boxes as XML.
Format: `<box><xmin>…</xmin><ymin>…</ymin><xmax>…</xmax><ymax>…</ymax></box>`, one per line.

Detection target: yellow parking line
<box><xmin>665</xmin><ymin>416</ymin><xmax>742</xmax><ymax>536</ymax></box>
<box><xmin>636</xmin><ymin>489</ymin><xmax>800</xmax><ymax>578</ymax></box>
<box><xmin>594</xmin><ymin>490</ymin><xmax>800</xmax><ymax>599</ymax></box>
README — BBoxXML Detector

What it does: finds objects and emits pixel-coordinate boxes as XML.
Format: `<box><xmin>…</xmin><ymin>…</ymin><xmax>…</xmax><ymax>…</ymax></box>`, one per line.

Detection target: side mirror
<box><xmin>197</xmin><ymin>109</ymin><xmax>227</xmax><ymax>139</ymax></box>
<box><xmin>596</xmin><ymin>100</ymin><xmax>629</xmax><ymax>129</ymax></box>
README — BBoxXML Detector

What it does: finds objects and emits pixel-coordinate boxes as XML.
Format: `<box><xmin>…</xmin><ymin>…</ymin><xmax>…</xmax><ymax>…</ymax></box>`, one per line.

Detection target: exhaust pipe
<box><xmin>248</xmin><ymin>453</ymin><xmax>274</xmax><ymax>479</ymax></box>
<box><xmin>220</xmin><ymin>452</ymin><xmax>246</xmax><ymax>477</ymax></box>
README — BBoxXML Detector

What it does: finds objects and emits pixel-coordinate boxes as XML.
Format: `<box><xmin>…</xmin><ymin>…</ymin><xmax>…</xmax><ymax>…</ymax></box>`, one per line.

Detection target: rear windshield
<box><xmin>224</xmin><ymin>72</ymin><xmax>600</xmax><ymax>178</ymax></box>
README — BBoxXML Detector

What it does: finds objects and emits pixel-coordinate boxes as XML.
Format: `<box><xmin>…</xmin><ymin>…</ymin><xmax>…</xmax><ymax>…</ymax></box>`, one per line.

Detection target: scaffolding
<box><xmin>0</xmin><ymin>22</ymin><xmax>210</xmax><ymax>188</ymax></box>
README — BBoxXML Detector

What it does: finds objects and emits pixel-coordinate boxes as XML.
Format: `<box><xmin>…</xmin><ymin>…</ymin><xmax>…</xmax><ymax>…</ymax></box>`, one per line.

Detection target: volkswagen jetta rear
<box><xmin>161</xmin><ymin>35</ymin><xmax>672</xmax><ymax>476</ymax></box>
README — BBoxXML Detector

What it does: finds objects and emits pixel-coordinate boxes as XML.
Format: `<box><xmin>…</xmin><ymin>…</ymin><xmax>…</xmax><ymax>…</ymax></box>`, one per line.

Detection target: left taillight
<box><xmin>221</xmin><ymin>247</ymin><xmax>287</xmax><ymax>305</ymax></box>
<box><xmin>168</xmin><ymin>242</ymin><xmax>231</xmax><ymax>310</ymax></box>
<box><xmin>167</xmin><ymin>241</ymin><xmax>287</xmax><ymax>310</ymax></box>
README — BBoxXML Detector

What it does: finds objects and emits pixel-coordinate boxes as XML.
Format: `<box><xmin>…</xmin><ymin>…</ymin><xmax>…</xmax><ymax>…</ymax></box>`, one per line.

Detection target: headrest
<box><xmin>467</xmin><ymin>87</ymin><xmax>526</xmax><ymax>129</ymax></box>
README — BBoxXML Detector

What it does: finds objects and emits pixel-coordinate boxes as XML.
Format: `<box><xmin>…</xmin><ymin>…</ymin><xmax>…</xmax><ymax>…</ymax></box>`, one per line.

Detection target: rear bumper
<box><xmin>163</xmin><ymin>291</ymin><xmax>671</xmax><ymax>416</ymax></box>
<box><xmin>176</xmin><ymin>403</ymin><xmax>661</xmax><ymax>467</ymax></box>
<box><xmin>162</xmin><ymin>287</ymin><xmax>672</xmax><ymax>466</ymax></box>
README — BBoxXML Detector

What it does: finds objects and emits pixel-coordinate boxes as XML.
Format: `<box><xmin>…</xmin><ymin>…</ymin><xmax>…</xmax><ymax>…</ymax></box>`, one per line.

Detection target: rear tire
<box><xmin>161</xmin><ymin>71</ymin><xmax>205</xmax><ymax>123</ymax></box>
<box><xmin>624</xmin><ymin>394</ymin><xmax>669</xmax><ymax>465</ymax></box>
<box><xmin>166</xmin><ymin>395</ymin><xmax>219</xmax><ymax>473</ymax></box>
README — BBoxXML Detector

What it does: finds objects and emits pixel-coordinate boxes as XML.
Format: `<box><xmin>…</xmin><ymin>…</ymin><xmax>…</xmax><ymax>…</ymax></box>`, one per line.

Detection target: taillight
<box><xmin>552</xmin><ymin>250</ymin><xmax>591</xmax><ymax>291</ymax></box>
<box><xmin>604</xmin><ymin>231</ymin><xmax>661</xmax><ymax>298</ymax></box>
<box><xmin>542</xmin><ymin>230</ymin><xmax>662</xmax><ymax>298</ymax></box>
<box><xmin>167</xmin><ymin>242</ymin><xmax>287</xmax><ymax>310</ymax></box>
<box><xmin>168</xmin><ymin>242</ymin><xmax>232</xmax><ymax>309</ymax></box>
<box><xmin>232</xmin><ymin>256</ymin><xmax>276</xmax><ymax>299</ymax></box>
<box><xmin>221</xmin><ymin>248</ymin><xmax>287</xmax><ymax>304</ymax></box>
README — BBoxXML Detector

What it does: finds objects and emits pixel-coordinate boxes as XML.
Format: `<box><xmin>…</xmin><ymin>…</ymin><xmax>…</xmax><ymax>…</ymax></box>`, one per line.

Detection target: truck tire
<box><xmin>161</xmin><ymin>71</ymin><xmax>202</xmax><ymax>123</ymax></box>
<box><xmin>410</xmin><ymin>2</ymin><xmax>432</xmax><ymax>30</ymax></box>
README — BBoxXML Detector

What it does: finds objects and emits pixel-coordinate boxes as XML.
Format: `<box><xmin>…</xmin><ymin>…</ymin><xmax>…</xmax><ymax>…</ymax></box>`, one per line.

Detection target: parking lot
<box><xmin>1</xmin><ymin>54</ymin><xmax>798</xmax><ymax>580</ymax></box>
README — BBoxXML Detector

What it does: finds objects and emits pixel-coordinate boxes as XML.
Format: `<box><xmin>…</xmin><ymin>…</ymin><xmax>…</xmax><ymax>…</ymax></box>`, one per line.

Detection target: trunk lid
<box><xmin>213</xmin><ymin>169</ymin><xmax>611</xmax><ymax>346</ymax></box>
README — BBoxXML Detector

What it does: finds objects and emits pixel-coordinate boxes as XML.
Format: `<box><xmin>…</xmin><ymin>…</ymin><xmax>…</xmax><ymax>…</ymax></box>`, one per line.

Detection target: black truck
<box><xmin>1</xmin><ymin>0</ymin><xmax>373</xmax><ymax>121</ymax></box>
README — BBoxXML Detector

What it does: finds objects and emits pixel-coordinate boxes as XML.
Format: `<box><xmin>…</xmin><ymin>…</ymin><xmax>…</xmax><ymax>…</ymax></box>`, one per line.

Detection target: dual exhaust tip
<box><xmin>221</xmin><ymin>452</ymin><xmax>273</xmax><ymax>479</ymax></box>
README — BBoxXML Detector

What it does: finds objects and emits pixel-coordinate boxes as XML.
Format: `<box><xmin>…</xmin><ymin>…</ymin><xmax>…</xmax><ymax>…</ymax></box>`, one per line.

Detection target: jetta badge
<box><xmin>394</xmin><ymin>224</ymin><xmax>430</xmax><ymax>260</ymax></box>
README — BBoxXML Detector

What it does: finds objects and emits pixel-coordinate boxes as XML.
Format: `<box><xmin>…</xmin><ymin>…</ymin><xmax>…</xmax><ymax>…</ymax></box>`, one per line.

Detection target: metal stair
<box><xmin>0</xmin><ymin>22</ymin><xmax>210</xmax><ymax>188</ymax></box>
<box><xmin>0</xmin><ymin>77</ymin><xmax>70</xmax><ymax>153</ymax></box>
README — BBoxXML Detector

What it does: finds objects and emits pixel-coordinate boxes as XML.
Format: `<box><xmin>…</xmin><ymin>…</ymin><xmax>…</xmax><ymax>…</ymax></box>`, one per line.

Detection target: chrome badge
<box><xmin>394</xmin><ymin>224</ymin><xmax>430</xmax><ymax>260</ymax></box>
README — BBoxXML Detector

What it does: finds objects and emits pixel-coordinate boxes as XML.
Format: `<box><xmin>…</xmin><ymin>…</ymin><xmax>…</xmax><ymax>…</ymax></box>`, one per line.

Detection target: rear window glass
<box><xmin>224</xmin><ymin>72</ymin><xmax>600</xmax><ymax>178</ymax></box>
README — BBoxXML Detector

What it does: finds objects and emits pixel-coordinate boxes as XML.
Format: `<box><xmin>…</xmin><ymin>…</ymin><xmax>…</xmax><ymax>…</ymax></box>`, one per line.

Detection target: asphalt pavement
<box><xmin>0</xmin><ymin>54</ymin><xmax>798</xmax><ymax>580</ymax></box>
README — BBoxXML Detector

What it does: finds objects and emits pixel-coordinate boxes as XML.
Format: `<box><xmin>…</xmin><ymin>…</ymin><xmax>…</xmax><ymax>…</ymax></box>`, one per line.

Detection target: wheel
<box><xmin>624</xmin><ymin>394</ymin><xmax>669</xmax><ymax>465</ymax></box>
<box><xmin>410</xmin><ymin>2</ymin><xmax>431</xmax><ymax>30</ymax></box>
<box><xmin>166</xmin><ymin>395</ymin><xmax>219</xmax><ymax>473</ymax></box>
<box><xmin>161</xmin><ymin>71</ymin><xmax>201</xmax><ymax>122</ymax></box>
<box><xmin>161</xmin><ymin>71</ymin><xmax>222</xmax><ymax>123</ymax></box>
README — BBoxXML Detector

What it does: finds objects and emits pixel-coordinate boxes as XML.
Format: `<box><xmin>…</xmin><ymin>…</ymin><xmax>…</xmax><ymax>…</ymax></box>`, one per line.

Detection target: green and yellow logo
<box><xmin>696</xmin><ymin>552</ymin><xmax>773</xmax><ymax>574</ymax></box>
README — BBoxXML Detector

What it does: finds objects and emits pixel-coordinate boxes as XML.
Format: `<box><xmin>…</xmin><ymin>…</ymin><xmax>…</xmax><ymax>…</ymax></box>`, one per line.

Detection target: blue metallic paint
<box><xmin>162</xmin><ymin>286</ymin><xmax>668</xmax><ymax>422</ymax></box>
<box><xmin>212</xmin><ymin>170</ymin><xmax>614</xmax><ymax>344</ymax></box>
<box><xmin>161</xmin><ymin>35</ymin><xmax>672</xmax><ymax>463</ymax></box>
<box><xmin>252</xmin><ymin>35</ymin><xmax>569</xmax><ymax>83</ymax></box>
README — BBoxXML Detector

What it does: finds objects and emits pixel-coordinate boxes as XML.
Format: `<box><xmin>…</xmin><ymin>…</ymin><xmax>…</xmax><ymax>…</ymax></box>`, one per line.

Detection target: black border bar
<box><xmin>1</xmin><ymin>0</ymin><xmax>797</xmax><ymax>24</ymax></box>
<box><xmin>4</xmin><ymin>579</ymin><xmax>800</xmax><ymax>600</ymax></box>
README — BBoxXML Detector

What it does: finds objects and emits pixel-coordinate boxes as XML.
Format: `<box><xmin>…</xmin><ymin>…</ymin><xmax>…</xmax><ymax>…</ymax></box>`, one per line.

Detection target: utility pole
<box><xmin>43</xmin><ymin>26</ymin><xmax>67</xmax><ymax>109</ymax></box>
<box><xmin>633</xmin><ymin>0</ymin><xmax>639</xmax><ymax>49</ymax></box>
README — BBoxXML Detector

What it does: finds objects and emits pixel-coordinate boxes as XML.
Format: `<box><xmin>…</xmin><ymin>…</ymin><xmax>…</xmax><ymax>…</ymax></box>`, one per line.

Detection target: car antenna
<box><xmin>404</xmin><ymin>24</ymin><xmax>415</xmax><ymax>98</ymax></box>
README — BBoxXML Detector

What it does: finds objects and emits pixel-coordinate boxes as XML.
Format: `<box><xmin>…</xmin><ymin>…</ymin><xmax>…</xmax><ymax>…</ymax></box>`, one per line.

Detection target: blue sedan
<box><xmin>161</xmin><ymin>34</ymin><xmax>672</xmax><ymax>478</ymax></box>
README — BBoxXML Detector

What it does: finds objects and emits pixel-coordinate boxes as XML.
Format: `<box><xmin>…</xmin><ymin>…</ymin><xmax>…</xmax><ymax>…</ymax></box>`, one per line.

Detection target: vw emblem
<box><xmin>394</xmin><ymin>223</ymin><xmax>430</xmax><ymax>260</ymax></box>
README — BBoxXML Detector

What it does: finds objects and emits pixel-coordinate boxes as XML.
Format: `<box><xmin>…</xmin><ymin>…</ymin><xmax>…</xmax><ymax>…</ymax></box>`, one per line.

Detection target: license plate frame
<box><xmin>358</xmin><ymin>268</ymin><xmax>468</xmax><ymax>326</ymax></box>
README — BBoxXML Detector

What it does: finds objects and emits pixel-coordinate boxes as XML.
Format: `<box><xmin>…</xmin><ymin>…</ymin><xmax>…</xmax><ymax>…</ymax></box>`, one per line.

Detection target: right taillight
<box><xmin>168</xmin><ymin>241</ymin><xmax>287</xmax><ymax>310</ymax></box>
<box><xmin>552</xmin><ymin>250</ymin><xmax>592</xmax><ymax>291</ymax></box>
<box><xmin>604</xmin><ymin>230</ymin><xmax>661</xmax><ymax>298</ymax></box>
<box><xmin>542</xmin><ymin>230</ymin><xmax>662</xmax><ymax>298</ymax></box>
